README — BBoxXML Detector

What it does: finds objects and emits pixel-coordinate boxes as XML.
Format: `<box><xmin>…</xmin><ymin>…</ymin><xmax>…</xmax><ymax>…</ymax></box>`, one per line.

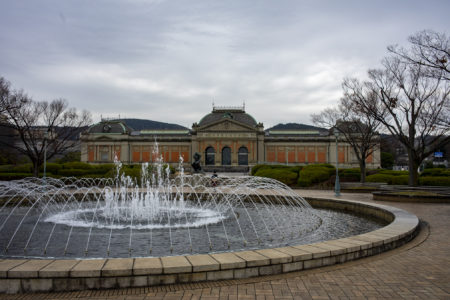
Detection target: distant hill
<box><xmin>266</xmin><ymin>123</ymin><xmax>326</xmax><ymax>131</ymax></box>
<box><xmin>116</xmin><ymin>119</ymin><xmax>188</xmax><ymax>131</ymax></box>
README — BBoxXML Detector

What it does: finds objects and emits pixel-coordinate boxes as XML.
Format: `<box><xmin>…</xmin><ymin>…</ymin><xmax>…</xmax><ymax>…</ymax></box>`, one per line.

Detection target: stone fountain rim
<box><xmin>0</xmin><ymin>196</ymin><xmax>419</xmax><ymax>293</ymax></box>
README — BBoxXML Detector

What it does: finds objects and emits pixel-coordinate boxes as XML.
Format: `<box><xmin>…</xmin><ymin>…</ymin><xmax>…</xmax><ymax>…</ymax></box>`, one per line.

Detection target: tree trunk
<box><xmin>407</xmin><ymin>156</ymin><xmax>419</xmax><ymax>186</ymax></box>
<box><xmin>359</xmin><ymin>160</ymin><xmax>366</xmax><ymax>183</ymax></box>
<box><xmin>32</xmin><ymin>160</ymin><xmax>40</xmax><ymax>177</ymax></box>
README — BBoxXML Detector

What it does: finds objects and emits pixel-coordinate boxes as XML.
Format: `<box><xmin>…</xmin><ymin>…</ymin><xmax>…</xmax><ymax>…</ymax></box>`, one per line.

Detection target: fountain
<box><xmin>0</xmin><ymin>145</ymin><xmax>423</xmax><ymax>294</ymax></box>
<box><xmin>0</xmin><ymin>147</ymin><xmax>387</xmax><ymax>260</ymax></box>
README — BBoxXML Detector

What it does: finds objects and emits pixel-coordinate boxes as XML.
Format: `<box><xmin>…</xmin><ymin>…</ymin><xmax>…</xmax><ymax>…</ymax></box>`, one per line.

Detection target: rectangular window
<box><xmin>338</xmin><ymin>146</ymin><xmax>345</xmax><ymax>163</ymax></box>
<box><xmin>297</xmin><ymin>147</ymin><xmax>305</xmax><ymax>163</ymax></box>
<box><xmin>307</xmin><ymin>147</ymin><xmax>315</xmax><ymax>163</ymax></box>
<box><xmin>114</xmin><ymin>146</ymin><xmax>121</xmax><ymax>161</ymax></box>
<box><xmin>277</xmin><ymin>151</ymin><xmax>285</xmax><ymax>163</ymax></box>
<box><xmin>100</xmin><ymin>146</ymin><xmax>109</xmax><ymax>161</ymax></box>
<box><xmin>267</xmin><ymin>151</ymin><xmax>276</xmax><ymax>162</ymax></box>
<box><xmin>142</xmin><ymin>146</ymin><xmax>150</xmax><ymax>162</ymax></box>
<box><xmin>132</xmin><ymin>146</ymin><xmax>141</xmax><ymax>162</ymax></box>
<box><xmin>88</xmin><ymin>146</ymin><xmax>95</xmax><ymax>162</ymax></box>
<box><xmin>317</xmin><ymin>146</ymin><xmax>326</xmax><ymax>163</ymax></box>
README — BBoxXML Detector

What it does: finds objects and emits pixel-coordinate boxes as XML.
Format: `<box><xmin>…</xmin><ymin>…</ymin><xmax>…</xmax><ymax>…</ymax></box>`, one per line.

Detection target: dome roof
<box><xmin>198</xmin><ymin>107</ymin><xmax>258</xmax><ymax>128</ymax></box>
<box><xmin>87</xmin><ymin>120</ymin><xmax>131</xmax><ymax>134</ymax></box>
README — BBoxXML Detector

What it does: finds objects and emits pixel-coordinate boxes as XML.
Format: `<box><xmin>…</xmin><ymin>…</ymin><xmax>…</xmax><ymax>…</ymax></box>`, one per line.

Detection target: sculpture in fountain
<box><xmin>191</xmin><ymin>152</ymin><xmax>203</xmax><ymax>173</ymax></box>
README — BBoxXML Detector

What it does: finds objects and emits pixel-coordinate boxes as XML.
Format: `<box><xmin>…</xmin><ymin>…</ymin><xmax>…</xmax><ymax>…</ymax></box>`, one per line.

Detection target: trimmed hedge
<box><xmin>254</xmin><ymin>168</ymin><xmax>298</xmax><ymax>186</ymax></box>
<box><xmin>419</xmin><ymin>176</ymin><xmax>450</xmax><ymax>186</ymax></box>
<box><xmin>420</xmin><ymin>168</ymin><xmax>450</xmax><ymax>177</ymax></box>
<box><xmin>39</xmin><ymin>163</ymin><xmax>63</xmax><ymax>174</ymax></box>
<box><xmin>251</xmin><ymin>164</ymin><xmax>267</xmax><ymax>175</ymax></box>
<box><xmin>11</xmin><ymin>164</ymin><xmax>32</xmax><ymax>173</ymax></box>
<box><xmin>0</xmin><ymin>173</ymin><xmax>32</xmax><ymax>180</ymax></box>
<box><xmin>339</xmin><ymin>168</ymin><xmax>361</xmax><ymax>181</ymax></box>
<box><xmin>297</xmin><ymin>164</ymin><xmax>335</xmax><ymax>187</ymax></box>
<box><xmin>377</xmin><ymin>170</ymin><xmax>409</xmax><ymax>176</ymax></box>
<box><xmin>251</xmin><ymin>164</ymin><xmax>302</xmax><ymax>176</ymax></box>
<box><xmin>62</xmin><ymin>162</ymin><xmax>93</xmax><ymax>170</ymax></box>
<box><xmin>366</xmin><ymin>174</ymin><xmax>393</xmax><ymax>184</ymax></box>
<box><xmin>89</xmin><ymin>164</ymin><xmax>115</xmax><ymax>174</ymax></box>
<box><xmin>390</xmin><ymin>175</ymin><xmax>409</xmax><ymax>185</ymax></box>
<box><xmin>0</xmin><ymin>165</ymin><xmax>14</xmax><ymax>172</ymax></box>
<box><xmin>58</xmin><ymin>169</ymin><xmax>91</xmax><ymax>177</ymax></box>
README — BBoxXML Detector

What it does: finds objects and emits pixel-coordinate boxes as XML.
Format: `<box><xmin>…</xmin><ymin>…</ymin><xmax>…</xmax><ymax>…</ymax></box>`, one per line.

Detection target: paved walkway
<box><xmin>1</xmin><ymin>190</ymin><xmax>449</xmax><ymax>299</ymax></box>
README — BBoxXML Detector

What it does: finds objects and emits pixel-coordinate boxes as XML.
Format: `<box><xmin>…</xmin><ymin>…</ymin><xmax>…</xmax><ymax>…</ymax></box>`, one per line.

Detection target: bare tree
<box><xmin>355</xmin><ymin>56</ymin><xmax>450</xmax><ymax>186</ymax></box>
<box><xmin>0</xmin><ymin>80</ymin><xmax>92</xmax><ymax>176</ymax></box>
<box><xmin>388</xmin><ymin>30</ymin><xmax>449</xmax><ymax>81</ymax></box>
<box><xmin>312</xmin><ymin>80</ymin><xmax>382</xmax><ymax>183</ymax></box>
<box><xmin>0</xmin><ymin>77</ymin><xmax>28</xmax><ymax>115</ymax></box>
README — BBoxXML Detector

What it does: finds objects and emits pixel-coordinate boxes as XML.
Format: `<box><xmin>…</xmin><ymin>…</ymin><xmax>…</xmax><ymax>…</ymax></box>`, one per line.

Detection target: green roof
<box><xmin>140</xmin><ymin>130</ymin><xmax>190</xmax><ymax>135</ymax></box>
<box><xmin>268</xmin><ymin>130</ymin><xmax>320</xmax><ymax>135</ymax></box>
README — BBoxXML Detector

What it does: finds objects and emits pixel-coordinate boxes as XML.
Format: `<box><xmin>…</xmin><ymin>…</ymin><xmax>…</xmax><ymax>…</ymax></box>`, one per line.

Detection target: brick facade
<box><xmin>80</xmin><ymin>107</ymin><xmax>381</xmax><ymax>170</ymax></box>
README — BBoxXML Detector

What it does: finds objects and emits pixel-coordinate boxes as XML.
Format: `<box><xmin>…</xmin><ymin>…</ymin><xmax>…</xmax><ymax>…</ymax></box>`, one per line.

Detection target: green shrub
<box><xmin>0</xmin><ymin>173</ymin><xmax>32</xmax><ymax>180</ymax></box>
<box><xmin>419</xmin><ymin>176</ymin><xmax>450</xmax><ymax>186</ymax></box>
<box><xmin>299</xmin><ymin>168</ymin><xmax>331</xmax><ymax>184</ymax></box>
<box><xmin>58</xmin><ymin>169</ymin><xmax>90</xmax><ymax>177</ymax></box>
<box><xmin>288</xmin><ymin>166</ymin><xmax>302</xmax><ymax>173</ymax></box>
<box><xmin>366</xmin><ymin>174</ymin><xmax>393</xmax><ymax>183</ymax></box>
<box><xmin>390</xmin><ymin>175</ymin><xmax>409</xmax><ymax>185</ymax></box>
<box><xmin>39</xmin><ymin>163</ymin><xmax>62</xmax><ymax>174</ymax></box>
<box><xmin>420</xmin><ymin>168</ymin><xmax>450</xmax><ymax>177</ymax></box>
<box><xmin>57</xmin><ymin>151</ymin><xmax>81</xmax><ymax>163</ymax></box>
<box><xmin>82</xmin><ymin>174</ymin><xmax>107</xmax><ymax>179</ymax></box>
<box><xmin>83</xmin><ymin>164</ymin><xmax>115</xmax><ymax>175</ymax></box>
<box><xmin>62</xmin><ymin>162</ymin><xmax>92</xmax><ymax>170</ymax></box>
<box><xmin>164</xmin><ymin>164</ymin><xmax>176</xmax><ymax>175</ymax></box>
<box><xmin>11</xmin><ymin>164</ymin><xmax>33</xmax><ymax>173</ymax></box>
<box><xmin>339</xmin><ymin>168</ymin><xmax>361</xmax><ymax>181</ymax></box>
<box><xmin>251</xmin><ymin>164</ymin><xmax>267</xmax><ymax>175</ymax></box>
<box><xmin>251</xmin><ymin>164</ymin><xmax>303</xmax><ymax>176</ymax></box>
<box><xmin>254</xmin><ymin>168</ymin><xmax>298</xmax><ymax>186</ymax></box>
<box><xmin>122</xmin><ymin>167</ymin><xmax>142</xmax><ymax>181</ymax></box>
<box><xmin>0</xmin><ymin>165</ymin><xmax>14</xmax><ymax>172</ymax></box>
<box><xmin>297</xmin><ymin>164</ymin><xmax>335</xmax><ymax>187</ymax></box>
<box><xmin>377</xmin><ymin>170</ymin><xmax>409</xmax><ymax>176</ymax></box>
<box><xmin>297</xmin><ymin>177</ymin><xmax>312</xmax><ymax>187</ymax></box>
<box><xmin>381</xmin><ymin>152</ymin><xmax>394</xmax><ymax>169</ymax></box>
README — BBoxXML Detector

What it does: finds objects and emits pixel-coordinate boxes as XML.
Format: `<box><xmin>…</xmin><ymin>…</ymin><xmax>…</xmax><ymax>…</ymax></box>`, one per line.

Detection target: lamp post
<box><xmin>334</xmin><ymin>128</ymin><xmax>341</xmax><ymax>197</ymax></box>
<box><xmin>43</xmin><ymin>131</ymin><xmax>48</xmax><ymax>180</ymax></box>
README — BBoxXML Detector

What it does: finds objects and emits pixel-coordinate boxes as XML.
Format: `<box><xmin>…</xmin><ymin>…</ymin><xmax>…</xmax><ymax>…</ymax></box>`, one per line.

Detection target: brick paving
<box><xmin>1</xmin><ymin>190</ymin><xmax>449</xmax><ymax>299</ymax></box>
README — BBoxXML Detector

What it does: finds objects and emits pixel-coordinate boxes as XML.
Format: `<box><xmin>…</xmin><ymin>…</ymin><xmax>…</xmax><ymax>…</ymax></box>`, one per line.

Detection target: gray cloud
<box><xmin>1</xmin><ymin>0</ymin><xmax>449</xmax><ymax>128</ymax></box>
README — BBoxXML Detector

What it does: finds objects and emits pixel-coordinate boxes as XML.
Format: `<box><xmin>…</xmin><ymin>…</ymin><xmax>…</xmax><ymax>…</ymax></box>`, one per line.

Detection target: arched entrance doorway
<box><xmin>205</xmin><ymin>147</ymin><xmax>215</xmax><ymax>165</ymax></box>
<box><xmin>222</xmin><ymin>146</ymin><xmax>231</xmax><ymax>165</ymax></box>
<box><xmin>238</xmin><ymin>146</ymin><xmax>248</xmax><ymax>165</ymax></box>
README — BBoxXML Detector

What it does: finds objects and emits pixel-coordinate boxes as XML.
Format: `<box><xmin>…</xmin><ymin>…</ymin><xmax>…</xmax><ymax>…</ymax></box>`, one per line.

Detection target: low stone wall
<box><xmin>373</xmin><ymin>191</ymin><xmax>450</xmax><ymax>203</ymax></box>
<box><xmin>0</xmin><ymin>197</ymin><xmax>419</xmax><ymax>293</ymax></box>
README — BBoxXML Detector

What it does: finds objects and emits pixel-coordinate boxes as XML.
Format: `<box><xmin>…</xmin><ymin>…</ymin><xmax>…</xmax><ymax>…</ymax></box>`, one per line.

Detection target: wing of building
<box><xmin>80</xmin><ymin>106</ymin><xmax>381</xmax><ymax>171</ymax></box>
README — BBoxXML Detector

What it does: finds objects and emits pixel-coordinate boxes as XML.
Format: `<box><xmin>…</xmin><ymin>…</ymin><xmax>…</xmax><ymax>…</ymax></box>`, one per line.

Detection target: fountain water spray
<box><xmin>0</xmin><ymin>146</ymin><xmax>328</xmax><ymax>258</ymax></box>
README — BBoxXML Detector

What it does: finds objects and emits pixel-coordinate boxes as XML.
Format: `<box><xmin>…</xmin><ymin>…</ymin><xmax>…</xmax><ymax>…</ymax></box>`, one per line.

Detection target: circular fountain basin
<box><xmin>0</xmin><ymin>195</ymin><xmax>419</xmax><ymax>294</ymax></box>
<box><xmin>0</xmin><ymin>197</ymin><xmax>384</xmax><ymax>259</ymax></box>
<box><xmin>1</xmin><ymin>174</ymin><xmax>375</xmax><ymax>260</ymax></box>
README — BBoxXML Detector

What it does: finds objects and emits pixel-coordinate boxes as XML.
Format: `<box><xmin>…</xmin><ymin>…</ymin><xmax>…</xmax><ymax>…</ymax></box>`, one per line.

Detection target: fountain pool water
<box><xmin>0</xmin><ymin>155</ymin><xmax>386</xmax><ymax>259</ymax></box>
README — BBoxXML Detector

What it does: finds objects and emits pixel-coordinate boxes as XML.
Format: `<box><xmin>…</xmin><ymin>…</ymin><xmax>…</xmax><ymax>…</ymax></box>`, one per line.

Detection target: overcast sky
<box><xmin>1</xmin><ymin>0</ymin><xmax>449</xmax><ymax>128</ymax></box>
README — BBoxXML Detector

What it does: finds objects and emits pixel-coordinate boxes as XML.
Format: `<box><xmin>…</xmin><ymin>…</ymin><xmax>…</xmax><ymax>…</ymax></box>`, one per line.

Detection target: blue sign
<box><xmin>434</xmin><ymin>152</ymin><xmax>443</xmax><ymax>158</ymax></box>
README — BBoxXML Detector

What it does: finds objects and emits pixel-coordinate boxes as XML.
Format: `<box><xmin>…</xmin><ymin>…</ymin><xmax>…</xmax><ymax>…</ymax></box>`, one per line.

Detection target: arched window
<box><xmin>222</xmin><ymin>146</ymin><xmax>231</xmax><ymax>165</ymax></box>
<box><xmin>205</xmin><ymin>147</ymin><xmax>215</xmax><ymax>165</ymax></box>
<box><xmin>238</xmin><ymin>146</ymin><xmax>248</xmax><ymax>165</ymax></box>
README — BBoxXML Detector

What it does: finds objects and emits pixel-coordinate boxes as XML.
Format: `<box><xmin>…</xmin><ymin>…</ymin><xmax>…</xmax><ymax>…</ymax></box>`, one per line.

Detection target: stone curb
<box><xmin>0</xmin><ymin>197</ymin><xmax>419</xmax><ymax>293</ymax></box>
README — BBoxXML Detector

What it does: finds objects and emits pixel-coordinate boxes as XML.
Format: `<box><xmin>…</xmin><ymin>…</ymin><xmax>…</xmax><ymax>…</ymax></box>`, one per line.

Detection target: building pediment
<box><xmin>93</xmin><ymin>135</ymin><xmax>117</xmax><ymax>141</ymax></box>
<box><xmin>197</xmin><ymin>119</ymin><xmax>257</xmax><ymax>132</ymax></box>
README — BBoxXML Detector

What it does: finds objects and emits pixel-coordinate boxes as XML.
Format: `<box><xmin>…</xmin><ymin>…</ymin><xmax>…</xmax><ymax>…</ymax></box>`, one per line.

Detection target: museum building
<box><xmin>80</xmin><ymin>106</ymin><xmax>380</xmax><ymax>171</ymax></box>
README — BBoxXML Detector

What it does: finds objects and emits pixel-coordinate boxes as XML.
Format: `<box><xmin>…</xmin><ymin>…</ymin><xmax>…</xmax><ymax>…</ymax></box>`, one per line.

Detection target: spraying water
<box><xmin>0</xmin><ymin>147</ymin><xmax>383</xmax><ymax>258</ymax></box>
